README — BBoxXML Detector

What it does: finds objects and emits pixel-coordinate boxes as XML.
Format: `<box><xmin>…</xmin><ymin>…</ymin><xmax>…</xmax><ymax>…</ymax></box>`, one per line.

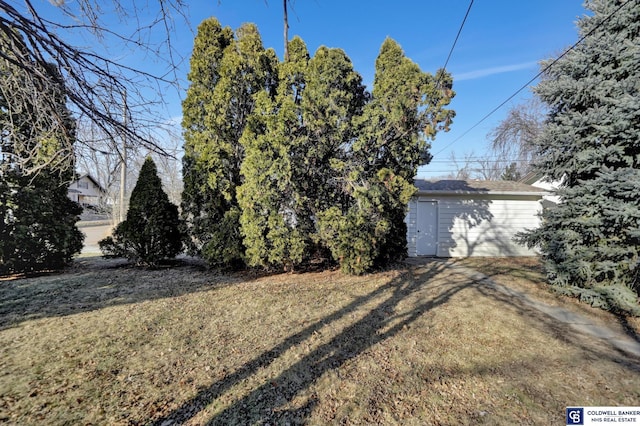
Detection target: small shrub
<box><xmin>99</xmin><ymin>157</ymin><xmax>182</xmax><ymax>266</ymax></box>
<box><xmin>1</xmin><ymin>171</ymin><xmax>84</xmax><ymax>275</ymax></box>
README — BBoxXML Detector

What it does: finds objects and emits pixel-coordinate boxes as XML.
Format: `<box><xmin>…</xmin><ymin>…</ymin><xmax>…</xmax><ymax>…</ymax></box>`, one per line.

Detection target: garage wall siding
<box><xmin>406</xmin><ymin>194</ymin><xmax>542</xmax><ymax>257</ymax></box>
<box><xmin>405</xmin><ymin>199</ymin><xmax>419</xmax><ymax>256</ymax></box>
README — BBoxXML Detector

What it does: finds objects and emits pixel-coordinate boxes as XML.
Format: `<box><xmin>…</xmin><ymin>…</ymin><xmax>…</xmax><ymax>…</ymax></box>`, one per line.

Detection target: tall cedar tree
<box><xmin>182</xmin><ymin>25</ymin><xmax>454</xmax><ymax>274</ymax></box>
<box><xmin>0</xmin><ymin>32</ymin><xmax>83</xmax><ymax>275</ymax></box>
<box><xmin>318</xmin><ymin>38</ymin><xmax>454</xmax><ymax>274</ymax></box>
<box><xmin>299</xmin><ymin>46</ymin><xmax>368</xmax><ymax>247</ymax></box>
<box><xmin>238</xmin><ymin>37</ymin><xmax>310</xmax><ymax>270</ymax></box>
<box><xmin>100</xmin><ymin>157</ymin><xmax>182</xmax><ymax>266</ymax></box>
<box><xmin>517</xmin><ymin>0</ymin><xmax>640</xmax><ymax>315</ymax></box>
<box><xmin>238</xmin><ymin>41</ymin><xmax>369</xmax><ymax>271</ymax></box>
<box><xmin>181</xmin><ymin>19</ymin><xmax>277</xmax><ymax>269</ymax></box>
<box><xmin>181</xmin><ymin>18</ymin><xmax>232</xmax><ymax>263</ymax></box>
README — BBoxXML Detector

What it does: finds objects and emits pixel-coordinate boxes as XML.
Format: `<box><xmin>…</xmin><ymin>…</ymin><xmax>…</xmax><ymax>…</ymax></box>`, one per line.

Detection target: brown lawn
<box><xmin>0</xmin><ymin>256</ymin><xmax>638</xmax><ymax>425</ymax></box>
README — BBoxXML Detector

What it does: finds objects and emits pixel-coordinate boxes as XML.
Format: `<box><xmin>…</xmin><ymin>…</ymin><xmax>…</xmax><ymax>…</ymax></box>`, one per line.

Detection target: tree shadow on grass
<box><xmin>0</xmin><ymin>254</ymin><xmax>406</xmax><ymax>331</ymax></box>
<box><xmin>618</xmin><ymin>316</ymin><xmax>640</xmax><ymax>346</ymax></box>
<box><xmin>454</xmin><ymin>258</ymin><xmax>640</xmax><ymax>352</ymax></box>
<box><xmin>462</xmin><ymin>265</ymin><xmax>640</xmax><ymax>367</ymax></box>
<box><xmin>146</xmin><ymin>259</ymin><xmax>640</xmax><ymax>425</ymax></box>
<box><xmin>150</xmin><ymin>259</ymin><xmax>478</xmax><ymax>425</ymax></box>
<box><xmin>0</xmin><ymin>256</ymin><xmax>238</xmax><ymax>330</ymax></box>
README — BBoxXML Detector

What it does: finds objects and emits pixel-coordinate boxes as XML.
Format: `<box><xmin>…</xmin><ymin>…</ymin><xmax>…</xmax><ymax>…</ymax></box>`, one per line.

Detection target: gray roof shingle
<box><xmin>414</xmin><ymin>179</ymin><xmax>548</xmax><ymax>195</ymax></box>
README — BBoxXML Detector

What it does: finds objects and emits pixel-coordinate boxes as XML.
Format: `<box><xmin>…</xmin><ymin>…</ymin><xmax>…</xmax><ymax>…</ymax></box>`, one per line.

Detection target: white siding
<box><xmin>531</xmin><ymin>177</ymin><xmax>561</xmax><ymax>205</ymax></box>
<box><xmin>407</xmin><ymin>194</ymin><xmax>542</xmax><ymax>257</ymax></box>
<box><xmin>68</xmin><ymin>176</ymin><xmax>104</xmax><ymax>206</ymax></box>
<box><xmin>405</xmin><ymin>199</ymin><xmax>418</xmax><ymax>257</ymax></box>
<box><xmin>76</xmin><ymin>176</ymin><xmax>103</xmax><ymax>198</ymax></box>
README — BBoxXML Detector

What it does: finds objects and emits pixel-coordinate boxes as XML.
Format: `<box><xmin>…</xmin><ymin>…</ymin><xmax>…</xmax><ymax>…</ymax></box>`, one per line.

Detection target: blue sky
<box><xmin>36</xmin><ymin>0</ymin><xmax>588</xmax><ymax>178</ymax></box>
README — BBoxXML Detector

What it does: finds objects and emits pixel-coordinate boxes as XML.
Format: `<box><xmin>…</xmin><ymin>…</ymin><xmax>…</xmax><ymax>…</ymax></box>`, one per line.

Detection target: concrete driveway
<box><xmin>79</xmin><ymin>222</ymin><xmax>113</xmax><ymax>255</ymax></box>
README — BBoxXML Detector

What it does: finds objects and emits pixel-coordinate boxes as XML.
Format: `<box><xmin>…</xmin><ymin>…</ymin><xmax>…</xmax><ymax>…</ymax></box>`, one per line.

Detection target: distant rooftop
<box><xmin>414</xmin><ymin>179</ymin><xmax>548</xmax><ymax>195</ymax></box>
<box><xmin>518</xmin><ymin>171</ymin><xmax>544</xmax><ymax>185</ymax></box>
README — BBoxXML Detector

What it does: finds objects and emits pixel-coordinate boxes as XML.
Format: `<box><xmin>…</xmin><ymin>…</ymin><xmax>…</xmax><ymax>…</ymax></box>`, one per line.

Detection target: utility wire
<box><xmin>429</xmin><ymin>157</ymin><xmax>531</xmax><ymax>163</ymax></box>
<box><xmin>435</xmin><ymin>0</ymin><xmax>474</xmax><ymax>88</ymax></box>
<box><xmin>433</xmin><ymin>0</ymin><xmax>635</xmax><ymax>158</ymax></box>
<box><xmin>441</xmin><ymin>0</ymin><xmax>474</xmax><ymax>73</ymax></box>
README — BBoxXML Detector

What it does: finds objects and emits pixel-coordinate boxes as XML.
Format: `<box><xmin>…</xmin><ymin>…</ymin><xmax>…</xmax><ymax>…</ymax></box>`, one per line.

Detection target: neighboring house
<box><xmin>519</xmin><ymin>171</ymin><xmax>562</xmax><ymax>205</ymax></box>
<box><xmin>406</xmin><ymin>179</ymin><xmax>548</xmax><ymax>257</ymax></box>
<box><xmin>68</xmin><ymin>174</ymin><xmax>105</xmax><ymax>207</ymax></box>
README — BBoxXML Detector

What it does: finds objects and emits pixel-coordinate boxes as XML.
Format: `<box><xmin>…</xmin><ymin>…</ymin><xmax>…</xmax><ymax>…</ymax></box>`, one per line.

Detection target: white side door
<box><xmin>416</xmin><ymin>201</ymin><xmax>438</xmax><ymax>256</ymax></box>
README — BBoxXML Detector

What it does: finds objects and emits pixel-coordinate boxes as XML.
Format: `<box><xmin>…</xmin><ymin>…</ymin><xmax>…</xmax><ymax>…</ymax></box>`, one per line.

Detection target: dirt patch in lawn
<box><xmin>1</xmin><ymin>257</ymin><xmax>639</xmax><ymax>425</ymax></box>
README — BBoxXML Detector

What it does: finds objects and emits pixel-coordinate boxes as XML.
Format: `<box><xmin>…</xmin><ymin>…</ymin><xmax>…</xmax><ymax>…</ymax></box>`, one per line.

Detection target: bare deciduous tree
<box><xmin>445</xmin><ymin>97</ymin><xmax>545</xmax><ymax>181</ymax></box>
<box><xmin>447</xmin><ymin>151</ymin><xmax>472</xmax><ymax>180</ymax></box>
<box><xmin>74</xmin><ymin>119</ymin><xmax>131</xmax><ymax>220</ymax></box>
<box><xmin>488</xmin><ymin>97</ymin><xmax>545</xmax><ymax>177</ymax></box>
<box><xmin>447</xmin><ymin>151</ymin><xmax>503</xmax><ymax>181</ymax></box>
<box><xmin>1</xmin><ymin>0</ymin><xmax>188</xmax><ymax>176</ymax></box>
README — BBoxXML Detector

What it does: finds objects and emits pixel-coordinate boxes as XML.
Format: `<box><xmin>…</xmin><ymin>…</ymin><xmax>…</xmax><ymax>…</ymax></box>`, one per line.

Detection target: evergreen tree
<box><xmin>501</xmin><ymin>162</ymin><xmax>522</xmax><ymax>181</ymax></box>
<box><xmin>182</xmin><ymin>24</ymin><xmax>454</xmax><ymax>275</ymax></box>
<box><xmin>100</xmin><ymin>157</ymin><xmax>182</xmax><ymax>266</ymax></box>
<box><xmin>238</xmin><ymin>41</ymin><xmax>369</xmax><ymax>271</ymax></box>
<box><xmin>299</xmin><ymin>46</ymin><xmax>368</xmax><ymax>241</ymax></box>
<box><xmin>181</xmin><ymin>18</ymin><xmax>233</xmax><ymax>263</ymax></box>
<box><xmin>518</xmin><ymin>0</ymin><xmax>640</xmax><ymax>315</ymax></box>
<box><xmin>181</xmin><ymin>19</ymin><xmax>277</xmax><ymax>269</ymax></box>
<box><xmin>0</xmin><ymin>32</ymin><xmax>83</xmax><ymax>275</ymax></box>
<box><xmin>317</xmin><ymin>169</ymin><xmax>418</xmax><ymax>274</ymax></box>
<box><xmin>319</xmin><ymin>38</ymin><xmax>454</xmax><ymax>274</ymax></box>
<box><xmin>238</xmin><ymin>37</ymin><xmax>309</xmax><ymax>270</ymax></box>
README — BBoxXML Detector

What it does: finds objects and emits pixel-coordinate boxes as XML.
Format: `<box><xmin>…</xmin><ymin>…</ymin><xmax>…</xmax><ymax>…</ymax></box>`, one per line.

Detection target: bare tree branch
<box><xmin>488</xmin><ymin>97</ymin><xmax>545</xmax><ymax>177</ymax></box>
<box><xmin>1</xmin><ymin>0</ymin><xmax>190</xmax><ymax>176</ymax></box>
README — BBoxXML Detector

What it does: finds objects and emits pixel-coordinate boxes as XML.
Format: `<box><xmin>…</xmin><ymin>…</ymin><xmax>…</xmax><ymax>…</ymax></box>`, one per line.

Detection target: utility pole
<box><xmin>119</xmin><ymin>90</ymin><xmax>127</xmax><ymax>223</ymax></box>
<box><xmin>283</xmin><ymin>0</ymin><xmax>289</xmax><ymax>62</ymax></box>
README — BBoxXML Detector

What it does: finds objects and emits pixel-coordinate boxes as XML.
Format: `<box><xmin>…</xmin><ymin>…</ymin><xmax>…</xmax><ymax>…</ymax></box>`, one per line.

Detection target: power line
<box><xmin>417</xmin><ymin>171</ymin><xmax>467</xmax><ymax>174</ymax></box>
<box><xmin>429</xmin><ymin>157</ymin><xmax>532</xmax><ymax>163</ymax></box>
<box><xmin>416</xmin><ymin>169</ymin><xmax>512</xmax><ymax>175</ymax></box>
<box><xmin>440</xmin><ymin>0</ymin><xmax>474</xmax><ymax>74</ymax></box>
<box><xmin>432</xmin><ymin>0</ymin><xmax>635</xmax><ymax>158</ymax></box>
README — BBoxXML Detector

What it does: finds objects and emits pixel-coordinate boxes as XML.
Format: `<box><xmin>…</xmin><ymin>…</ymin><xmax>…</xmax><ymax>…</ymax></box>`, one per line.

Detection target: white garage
<box><xmin>406</xmin><ymin>180</ymin><xmax>547</xmax><ymax>257</ymax></box>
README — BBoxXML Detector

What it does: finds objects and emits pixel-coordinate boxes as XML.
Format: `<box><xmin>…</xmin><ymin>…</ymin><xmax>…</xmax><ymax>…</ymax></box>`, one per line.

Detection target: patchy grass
<box><xmin>1</xmin><ymin>257</ymin><xmax>639</xmax><ymax>425</ymax></box>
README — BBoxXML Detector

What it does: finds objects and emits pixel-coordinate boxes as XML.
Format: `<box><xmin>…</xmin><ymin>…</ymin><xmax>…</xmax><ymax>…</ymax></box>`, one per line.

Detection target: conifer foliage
<box><xmin>518</xmin><ymin>0</ymin><xmax>640</xmax><ymax>315</ymax></box>
<box><xmin>318</xmin><ymin>39</ymin><xmax>454</xmax><ymax>273</ymax></box>
<box><xmin>181</xmin><ymin>23</ymin><xmax>455</xmax><ymax>273</ymax></box>
<box><xmin>100</xmin><ymin>157</ymin><xmax>182</xmax><ymax>267</ymax></box>
<box><xmin>238</xmin><ymin>37</ymin><xmax>311</xmax><ymax>270</ymax></box>
<box><xmin>181</xmin><ymin>19</ymin><xmax>277</xmax><ymax>269</ymax></box>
